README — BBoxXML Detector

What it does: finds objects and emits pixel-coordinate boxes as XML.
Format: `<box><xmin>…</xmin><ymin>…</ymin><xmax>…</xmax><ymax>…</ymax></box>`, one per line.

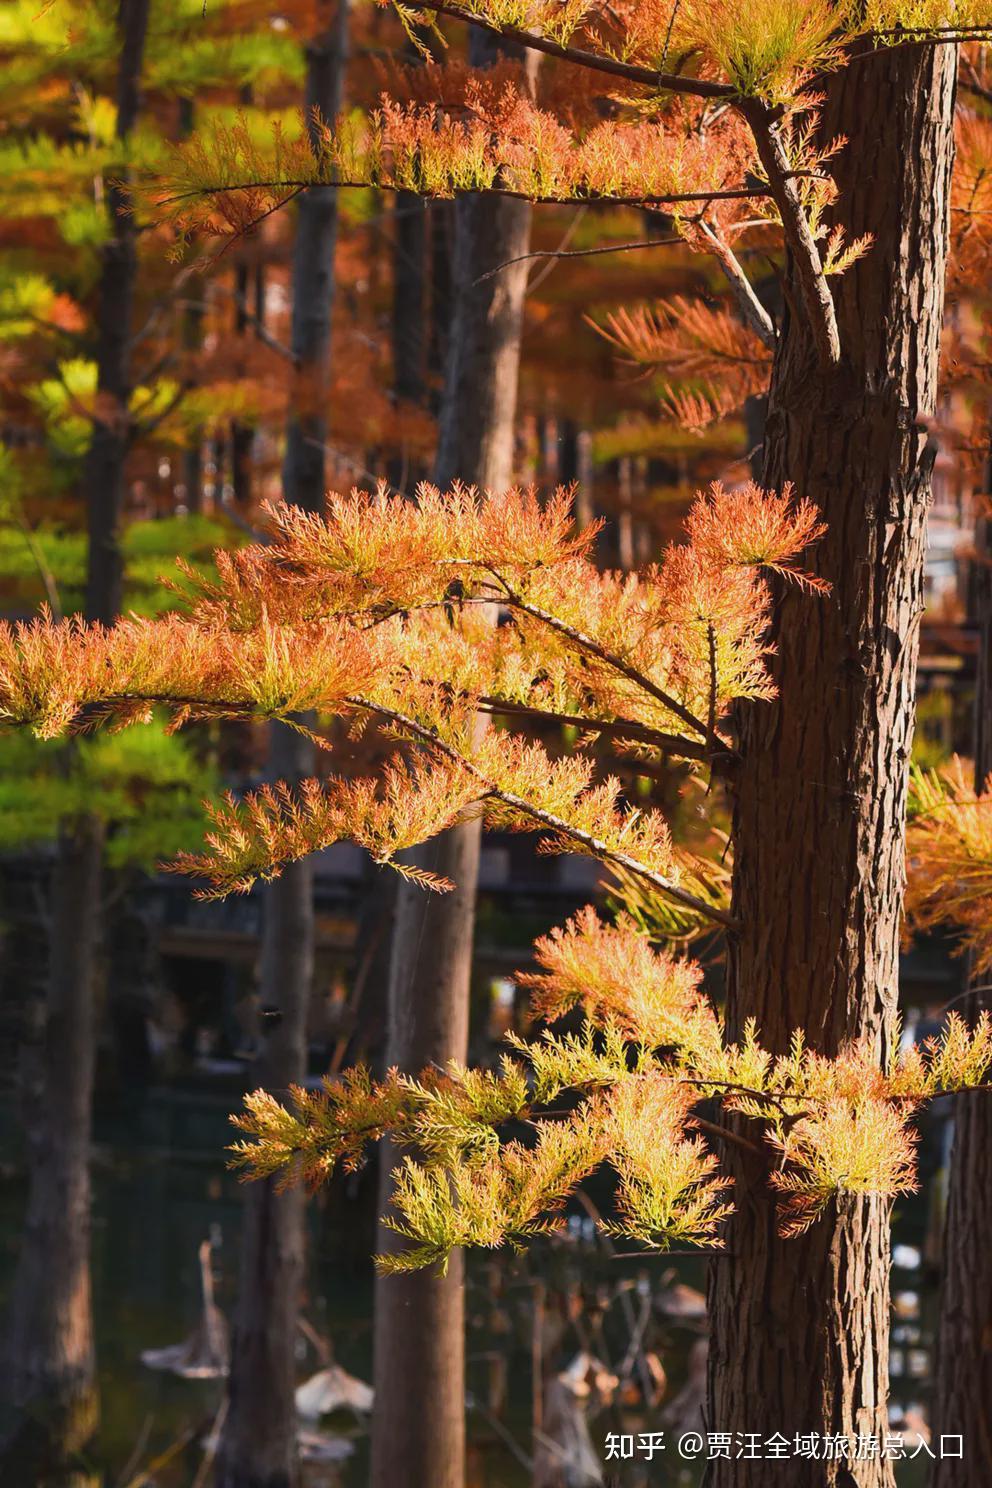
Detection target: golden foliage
<box><xmin>906</xmin><ymin>757</ymin><xmax>992</xmax><ymax>973</ymax></box>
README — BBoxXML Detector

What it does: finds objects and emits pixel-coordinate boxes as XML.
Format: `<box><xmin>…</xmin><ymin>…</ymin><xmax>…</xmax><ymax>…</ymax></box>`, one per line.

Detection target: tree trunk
<box><xmin>932</xmin><ymin>507</ymin><xmax>992</xmax><ymax>1483</ymax></box>
<box><xmin>216</xmin><ymin>728</ymin><xmax>315</xmax><ymax>1488</ymax></box>
<box><xmin>0</xmin><ymin>820</ymin><xmax>104</xmax><ymax>1486</ymax></box>
<box><xmin>1</xmin><ymin>6</ymin><xmax>150</xmax><ymax>1474</ymax></box>
<box><xmin>281</xmin><ymin>2</ymin><xmax>348</xmax><ymax>517</ymax></box>
<box><xmin>216</xmin><ymin>12</ymin><xmax>346</xmax><ymax>1485</ymax></box>
<box><xmin>231</xmin><ymin>260</ymin><xmax>262</xmax><ymax>512</ymax></box>
<box><xmin>369</xmin><ymin>33</ymin><xmax>534</xmax><ymax>1488</ymax></box>
<box><xmin>83</xmin><ymin>0</ymin><xmax>151</xmax><ymax>625</ymax></box>
<box><xmin>707</xmin><ymin>44</ymin><xmax>956</xmax><ymax>1488</ymax></box>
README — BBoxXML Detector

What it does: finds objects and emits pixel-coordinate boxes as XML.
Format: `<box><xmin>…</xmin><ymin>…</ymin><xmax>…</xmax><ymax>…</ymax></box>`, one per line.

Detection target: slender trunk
<box><xmin>217</xmin><ymin>12</ymin><xmax>346</xmax><ymax>1485</ymax></box>
<box><xmin>179</xmin><ymin>96</ymin><xmax>205</xmax><ymax>515</ymax></box>
<box><xmin>216</xmin><ymin>732</ymin><xmax>314</xmax><ymax>1488</ymax></box>
<box><xmin>281</xmin><ymin>3</ymin><xmax>348</xmax><ymax>515</ymax></box>
<box><xmin>0</xmin><ymin>820</ymin><xmax>103</xmax><ymax>1486</ymax></box>
<box><xmin>708</xmin><ymin>45</ymin><xmax>956</xmax><ymax>1488</ymax></box>
<box><xmin>231</xmin><ymin>260</ymin><xmax>258</xmax><ymax>512</ymax></box>
<box><xmin>83</xmin><ymin>0</ymin><xmax>151</xmax><ymax>625</ymax></box>
<box><xmin>932</xmin><ymin>507</ymin><xmax>992</xmax><ymax>1483</ymax></box>
<box><xmin>370</xmin><ymin>33</ymin><xmax>534</xmax><ymax>1488</ymax></box>
<box><xmin>388</xmin><ymin>188</ymin><xmax>428</xmax><ymax>491</ymax></box>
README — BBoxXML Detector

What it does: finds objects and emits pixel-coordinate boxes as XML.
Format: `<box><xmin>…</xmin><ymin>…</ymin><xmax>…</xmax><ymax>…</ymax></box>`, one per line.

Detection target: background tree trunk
<box><xmin>369</xmin><ymin>32</ymin><xmax>535</xmax><ymax>1488</ymax></box>
<box><xmin>216</xmin><ymin>731</ymin><xmax>315</xmax><ymax>1488</ymax></box>
<box><xmin>932</xmin><ymin>506</ymin><xmax>992</xmax><ymax>1483</ymax></box>
<box><xmin>708</xmin><ymin>43</ymin><xmax>956</xmax><ymax>1488</ymax></box>
<box><xmin>83</xmin><ymin>0</ymin><xmax>151</xmax><ymax>625</ymax></box>
<box><xmin>216</xmin><ymin>9</ymin><xmax>346</xmax><ymax>1485</ymax></box>
<box><xmin>0</xmin><ymin>4</ymin><xmax>150</xmax><ymax>1474</ymax></box>
<box><xmin>0</xmin><ymin>820</ymin><xmax>104</xmax><ymax>1486</ymax></box>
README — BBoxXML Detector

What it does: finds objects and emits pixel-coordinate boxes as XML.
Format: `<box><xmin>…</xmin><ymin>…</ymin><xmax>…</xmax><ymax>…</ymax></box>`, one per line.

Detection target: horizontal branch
<box><xmin>157</xmin><ymin>178</ymin><xmax>774</xmax><ymax>214</ymax></box>
<box><xmin>349</xmin><ymin>695</ymin><xmax>740</xmax><ymax>931</ymax></box>
<box><xmin>398</xmin><ymin>0</ymin><xmax>736</xmax><ymax>99</ymax></box>
<box><xmin>476</xmin><ymin>695</ymin><xmax>714</xmax><ymax>761</ymax></box>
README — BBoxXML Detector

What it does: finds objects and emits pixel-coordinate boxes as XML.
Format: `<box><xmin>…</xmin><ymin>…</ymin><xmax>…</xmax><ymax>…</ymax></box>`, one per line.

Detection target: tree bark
<box><xmin>707</xmin><ymin>44</ymin><xmax>956</xmax><ymax>1488</ymax></box>
<box><xmin>1</xmin><ymin>7</ymin><xmax>150</xmax><ymax>1475</ymax></box>
<box><xmin>83</xmin><ymin>0</ymin><xmax>151</xmax><ymax>625</ymax></box>
<box><xmin>281</xmin><ymin>1</ymin><xmax>348</xmax><ymax>516</ymax></box>
<box><xmin>931</xmin><ymin>507</ymin><xmax>992</xmax><ymax>1483</ymax></box>
<box><xmin>369</xmin><ymin>32</ymin><xmax>535</xmax><ymax>1488</ymax></box>
<box><xmin>216</xmin><ymin>12</ymin><xmax>346</xmax><ymax>1485</ymax></box>
<box><xmin>0</xmin><ymin>820</ymin><xmax>104</xmax><ymax>1487</ymax></box>
<box><xmin>216</xmin><ymin>730</ymin><xmax>315</xmax><ymax>1488</ymax></box>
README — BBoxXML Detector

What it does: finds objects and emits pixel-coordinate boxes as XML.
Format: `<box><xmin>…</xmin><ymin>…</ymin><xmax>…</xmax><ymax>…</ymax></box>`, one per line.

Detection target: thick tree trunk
<box><xmin>0</xmin><ymin>820</ymin><xmax>103</xmax><ymax>1486</ymax></box>
<box><xmin>369</xmin><ymin>33</ymin><xmax>534</xmax><ymax>1488</ymax></box>
<box><xmin>216</xmin><ymin>727</ymin><xmax>315</xmax><ymax>1488</ymax></box>
<box><xmin>707</xmin><ymin>44</ymin><xmax>956</xmax><ymax>1488</ymax></box>
<box><xmin>217</xmin><ymin>13</ymin><xmax>346</xmax><ymax>1485</ymax></box>
<box><xmin>83</xmin><ymin>0</ymin><xmax>151</xmax><ymax>625</ymax></box>
<box><xmin>932</xmin><ymin>509</ymin><xmax>992</xmax><ymax>1483</ymax></box>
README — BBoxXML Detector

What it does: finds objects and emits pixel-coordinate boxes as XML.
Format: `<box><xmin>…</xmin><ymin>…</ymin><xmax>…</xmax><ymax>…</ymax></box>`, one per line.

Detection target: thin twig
<box><xmin>473</xmin><ymin>234</ymin><xmax>685</xmax><ymax>286</ymax></box>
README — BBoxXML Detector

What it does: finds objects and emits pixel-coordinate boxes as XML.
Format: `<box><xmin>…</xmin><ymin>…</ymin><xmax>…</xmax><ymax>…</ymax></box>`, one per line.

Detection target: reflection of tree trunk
<box><xmin>370</xmin><ymin>32</ymin><xmax>534</xmax><ymax>1488</ymax></box>
<box><xmin>217</xmin><ymin>11</ymin><xmax>346</xmax><ymax>1485</ymax></box>
<box><xmin>0</xmin><ymin>819</ymin><xmax>103</xmax><ymax>1487</ymax></box>
<box><xmin>932</xmin><ymin>507</ymin><xmax>992</xmax><ymax>1485</ymax></box>
<box><xmin>707</xmin><ymin>44</ymin><xmax>956</xmax><ymax>1488</ymax></box>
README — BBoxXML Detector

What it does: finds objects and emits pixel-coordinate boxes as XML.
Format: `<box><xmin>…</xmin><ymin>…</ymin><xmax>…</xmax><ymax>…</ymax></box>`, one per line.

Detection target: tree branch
<box><xmin>398</xmin><ymin>0</ymin><xmax>736</xmax><ymax>100</ymax></box>
<box><xmin>347</xmin><ymin>695</ymin><xmax>741</xmax><ymax>931</ymax></box>
<box><xmin>476</xmin><ymin>695</ymin><xmax>715</xmax><ymax>761</ymax></box>
<box><xmin>740</xmin><ymin>101</ymin><xmax>840</xmax><ymax>365</ymax></box>
<box><xmin>487</xmin><ymin>574</ymin><xmax>717</xmax><ymax>742</ymax></box>
<box><xmin>698</xmin><ymin>219</ymin><xmax>776</xmax><ymax>349</ymax></box>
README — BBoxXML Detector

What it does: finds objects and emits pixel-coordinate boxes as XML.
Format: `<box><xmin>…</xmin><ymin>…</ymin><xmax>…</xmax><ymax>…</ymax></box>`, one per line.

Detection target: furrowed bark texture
<box><xmin>217</xmin><ymin>14</ymin><xmax>345</xmax><ymax>1484</ymax></box>
<box><xmin>932</xmin><ymin>508</ymin><xmax>992</xmax><ymax>1484</ymax></box>
<box><xmin>369</xmin><ymin>31</ymin><xmax>534</xmax><ymax>1488</ymax></box>
<box><xmin>83</xmin><ymin>0</ymin><xmax>151</xmax><ymax>626</ymax></box>
<box><xmin>0</xmin><ymin>820</ymin><xmax>103</xmax><ymax>1485</ymax></box>
<box><xmin>707</xmin><ymin>44</ymin><xmax>956</xmax><ymax>1488</ymax></box>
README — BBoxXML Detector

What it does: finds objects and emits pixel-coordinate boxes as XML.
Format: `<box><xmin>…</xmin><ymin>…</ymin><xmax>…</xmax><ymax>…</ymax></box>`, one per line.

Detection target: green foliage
<box><xmin>0</xmin><ymin>514</ymin><xmax>237</xmax><ymax>615</ymax></box>
<box><xmin>0</xmin><ymin>722</ymin><xmax>217</xmax><ymax>870</ymax></box>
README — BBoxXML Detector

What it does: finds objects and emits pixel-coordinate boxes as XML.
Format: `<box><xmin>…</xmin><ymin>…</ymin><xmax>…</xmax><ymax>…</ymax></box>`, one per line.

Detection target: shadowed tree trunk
<box><xmin>83</xmin><ymin>0</ymin><xmax>151</xmax><ymax>625</ymax></box>
<box><xmin>0</xmin><ymin>4</ymin><xmax>150</xmax><ymax>1476</ymax></box>
<box><xmin>932</xmin><ymin>505</ymin><xmax>992</xmax><ymax>1484</ymax></box>
<box><xmin>708</xmin><ymin>43</ymin><xmax>957</xmax><ymax>1488</ymax></box>
<box><xmin>370</xmin><ymin>31</ymin><xmax>535</xmax><ymax>1488</ymax></box>
<box><xmin>0</xmin><ymin>820</ymin><xmax>104</xmax><ymax>1486</ymax></box>
<box><xmin>216</xmin><ymin>8</ymin><xmax>347</xmax><ymax>1486</ymax></box>
<box><xmin>216</xmin><ymin>732</ymin><xmax>315</xmax><ymax>1488</ymax></box>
